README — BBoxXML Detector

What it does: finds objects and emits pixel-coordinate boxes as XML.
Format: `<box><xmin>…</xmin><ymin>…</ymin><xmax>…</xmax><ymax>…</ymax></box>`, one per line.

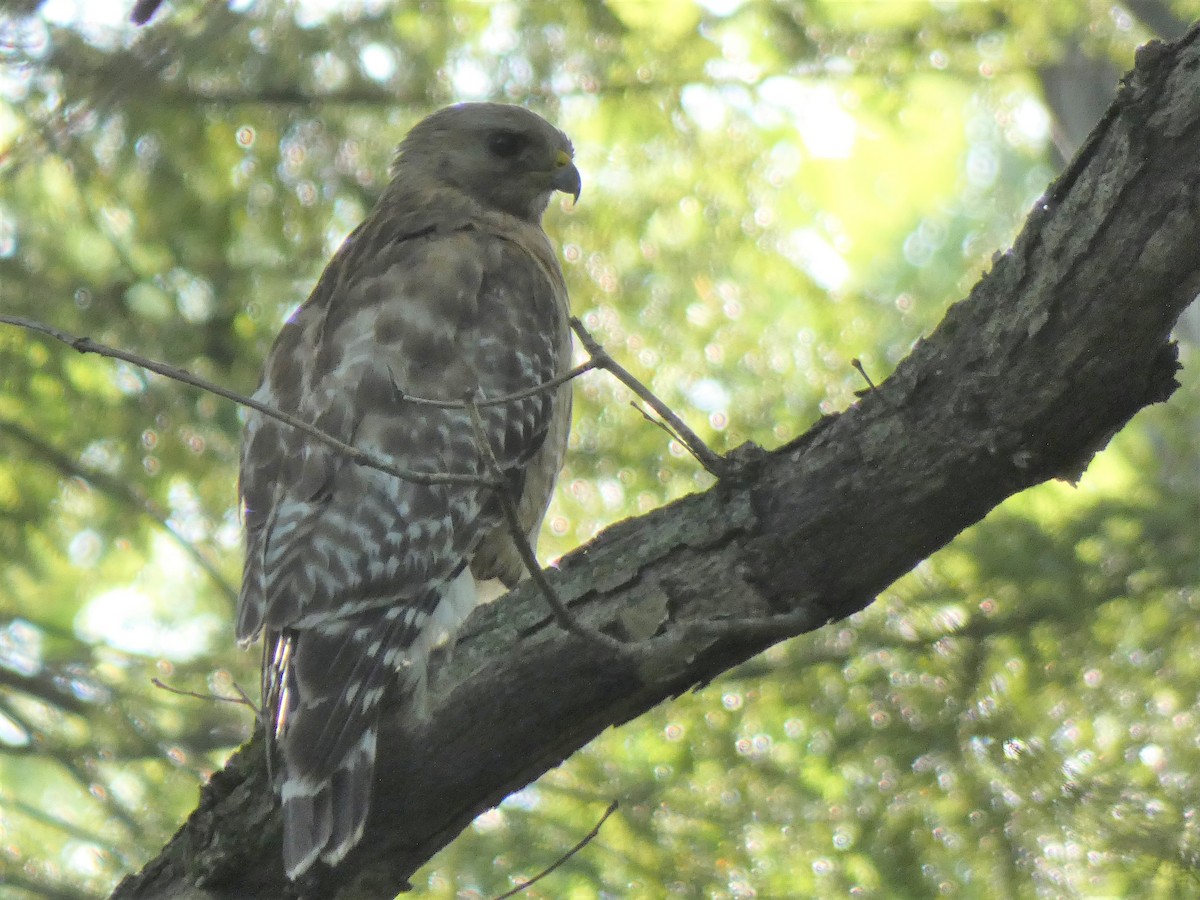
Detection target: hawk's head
<box><xmin>394</xmin><ymin>102</ymin><xmax>581</xmax><ymax>223</ymax></box>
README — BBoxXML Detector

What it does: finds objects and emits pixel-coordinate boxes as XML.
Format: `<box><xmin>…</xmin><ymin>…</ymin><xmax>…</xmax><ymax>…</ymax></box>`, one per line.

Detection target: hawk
<box><xmin>235</xmin><ymin>103</ymin><xmax>580</xmax><ymax>879</ymax></box>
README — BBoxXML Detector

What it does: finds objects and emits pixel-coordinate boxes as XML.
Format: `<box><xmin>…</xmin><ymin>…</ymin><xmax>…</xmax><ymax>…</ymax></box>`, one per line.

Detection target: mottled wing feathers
<box><xmin>238</xmin><ymin>210</ymin><xmax>566</xmax><ymax>643</ymax></box>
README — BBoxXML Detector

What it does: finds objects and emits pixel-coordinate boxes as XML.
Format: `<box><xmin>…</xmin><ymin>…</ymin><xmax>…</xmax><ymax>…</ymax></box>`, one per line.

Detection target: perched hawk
<box><xmin>235</xmin><ymin>103</ymin><xmax>580</xmax><ymax>879</ymax></box>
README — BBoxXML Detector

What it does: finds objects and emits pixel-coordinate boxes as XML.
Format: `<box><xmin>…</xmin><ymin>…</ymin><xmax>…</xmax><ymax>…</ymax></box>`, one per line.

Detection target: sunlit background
<box><xmin>1</xmin><ymin>1</ymin><xmax>1197</xmax><ymax>897</ymax></box>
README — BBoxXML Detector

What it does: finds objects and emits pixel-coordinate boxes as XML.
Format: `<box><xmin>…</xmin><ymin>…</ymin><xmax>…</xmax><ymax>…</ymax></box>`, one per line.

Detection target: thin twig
<box><xmin>464</xmin><ymin>396</ymin><xmax>628</xmax><ymax>654</ymax></box>
<box><xmin>151</xmin><ymin>677</ymin><xmax>254</xmax><ymax>707</ymax></box>
<box><xmin>630</xmin><ymin>400</ymin><xmax>688</xmax><ymax>448</ymax></box>
<box><xmin>570</xmin><ymin>317</ymin><xmax>727</xmax><ymax>477</ymax></box>
<box><xmin>491</xmin><ymin>800</ymin><xmax>620</xmax><ymax>900</ymax></box>
<box><xmin>229</xmin><ymin>680</ymin><xmax>261</xmax><ymax>719</ymax></box>
<box><xmin>393</xmin><ymin>359</ymin><xmax>599</xmax><ymax>409</ymax></box>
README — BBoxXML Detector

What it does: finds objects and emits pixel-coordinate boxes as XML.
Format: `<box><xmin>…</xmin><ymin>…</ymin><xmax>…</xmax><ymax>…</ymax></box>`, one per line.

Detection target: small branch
<box><xmin>629</xmin><ymin>400</ymin><xmax>689</xmax><ymax>448</ymax></box>
<box><xmin>464</xmin><ymin>396</ymin><xmax>629</xmax><ymax>654</ymax></box>
<box><xmin>491</xmin><ymin>800</ymin><xmax>619</xmax><ymax>900</ymax></box>
<box><xmin>157</xmin><ymin>87</ymin><xmax>407</xmax><ymax>107</ymax></box>
<box><xmin>570</xmin><ymin>317</ymin><xmax>727</xmax><ymax>477</ymax></box>
<box><xmin>392</xmin><ymin>359</ymin><xmax>599</xmax><ymax>410</ymax></box>
<box><xmin>229</xmin><ymin>680</ymin><xmax>261</xmax><ymax>719</ymax></box>
<box><xmin>151</xmin><ymin>677</ymin><xmax>255</xmax><ymax>709</ymax></box>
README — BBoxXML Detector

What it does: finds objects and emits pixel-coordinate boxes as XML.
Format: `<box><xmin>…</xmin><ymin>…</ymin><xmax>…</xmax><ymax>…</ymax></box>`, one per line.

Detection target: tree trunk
<box><xmin>111</xmin><ymin>22</ymin><xmax>1200</xmax><ymax>900</ymax></box>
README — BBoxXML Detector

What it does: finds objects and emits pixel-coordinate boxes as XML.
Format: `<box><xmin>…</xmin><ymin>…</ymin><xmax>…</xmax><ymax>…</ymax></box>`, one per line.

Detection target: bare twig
<box><xmin>2</xmin><ymin>313</ymin><xmax>712</xmax><ymax>497</ymax></box>
<box><xmin>630</xmin><ymin>400</ymin><xmax>688</xmax><ymax>448</ymax></box>
<box><xmin>151</xmin><ymin>678</ymin><xmax>254</xmax><ymax>708</ymax></box>
<box><xmin>464</xmin><ymin>396</ymin><xmax>628</xmax><ymax>654</ymax></box>
<box><xmin>392</xmin><ymin>359</ymin><xmax>599</xmax><ymax>409</ymax></box>
<box><xmin>229</xmin><ymin>680</ymin><xmax>261</xmax><ymax>719</ymax></box>
<box><xmin>490</xmin><ymin>800</ymin><xmax>620</xmax><ymax>900</ymax></box>
<box><xmin>570</xmin><ymin>317</ymin><xmax>727</xmax><ymax>477</ymax></box>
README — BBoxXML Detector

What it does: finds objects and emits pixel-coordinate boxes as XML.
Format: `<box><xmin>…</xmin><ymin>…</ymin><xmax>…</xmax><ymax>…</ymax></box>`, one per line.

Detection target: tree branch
<box><xmin>491</xmin><ymin>800</ymin><xmax>618</xmax><ymax>899</ymax></box>
<box><xmin>571</xmin><ymin>316</ymin><xmax>727</xmax><ymax>476</ymax></box>
<box><xmin>110</xmin><ymin>24</ymin><xmax>1200</xmax><ymax>900</ymax></box>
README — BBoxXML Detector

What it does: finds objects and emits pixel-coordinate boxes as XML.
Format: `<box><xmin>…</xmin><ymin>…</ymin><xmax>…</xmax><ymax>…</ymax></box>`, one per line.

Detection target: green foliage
<box><xmin>0</xmin><ymin>1</ymin><xmax>1196</xmax><ymax>897</ymax></box>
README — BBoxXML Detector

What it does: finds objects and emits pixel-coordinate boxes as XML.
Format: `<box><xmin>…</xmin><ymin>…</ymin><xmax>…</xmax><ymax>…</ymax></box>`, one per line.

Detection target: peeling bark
<box><xmin>111</xmin><ymin>23</ymin><xmax>1200</xmax><ymax>900</ymax></box>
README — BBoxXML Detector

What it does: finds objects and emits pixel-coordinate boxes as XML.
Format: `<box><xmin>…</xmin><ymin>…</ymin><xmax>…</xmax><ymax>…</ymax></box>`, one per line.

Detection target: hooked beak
<box><xmin>552</xmin><ymin>150</ymin><xmax>581</xmax><ymax>205</ymax></box>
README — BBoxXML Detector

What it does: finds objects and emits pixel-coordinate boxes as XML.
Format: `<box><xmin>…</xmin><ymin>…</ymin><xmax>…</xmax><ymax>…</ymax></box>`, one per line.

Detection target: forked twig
<box><xmin>630</xmin><ymin>400</ymin><xmax>687</xmax><ymax>447</ymax></box>
<box><xmin>230</xmin><ymin>680</ymin><xmax>261</xmax><ymax>718</ymax></box>
<box><xmin>5</xmin><ymin>314</ymin><xmax>771</xmax><ymax>655</ymax></box>
<box><xmin>465</xmin><ymin>396</ymin><xmax>628</xmax><ymax>654</ymax></box>
<box><xmin>491</xmin><ymin>800</ymin><xmax>620</xmax><ymax>900</ymax></box>
<box><xmin>151</xmin><ymin>677</ymin><xmax>255</xmax><ymax>708</ymax></box>
<box><xmin>570</xmin><ymin>317</ymin><xmax>727</xmax><ymax>477</ymax></box>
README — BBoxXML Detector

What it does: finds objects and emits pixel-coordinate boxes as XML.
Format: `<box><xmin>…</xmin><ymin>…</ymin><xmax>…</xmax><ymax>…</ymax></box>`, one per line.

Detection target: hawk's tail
<box><xmin>274</xmin><ymin>569</ymin><xmax>480</xmax><ymax>879</ymax></box>
<box><xmin>275</xmin><ymin>608</ymin><xmax>399</xmax><ymax>879</ymax></box>
<box><xmin>281</xmin><ymin>728</ymin><xmax>377</xmax><ymax>878</ymax></box>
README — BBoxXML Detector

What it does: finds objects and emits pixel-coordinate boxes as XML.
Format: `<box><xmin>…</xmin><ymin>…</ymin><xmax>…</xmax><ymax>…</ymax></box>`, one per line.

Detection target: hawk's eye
<box><xmin>487</xmin><ymin>130</ymin><xmax>525</xmax><ymax>159</ymax></box>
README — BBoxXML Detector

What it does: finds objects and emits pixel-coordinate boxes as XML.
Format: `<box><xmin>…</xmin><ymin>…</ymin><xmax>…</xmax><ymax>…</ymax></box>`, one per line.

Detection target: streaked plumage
<box><xmin>235</xmin><ymin>103</ymin><xmax>579</xmax><ymax>878</ymax></box>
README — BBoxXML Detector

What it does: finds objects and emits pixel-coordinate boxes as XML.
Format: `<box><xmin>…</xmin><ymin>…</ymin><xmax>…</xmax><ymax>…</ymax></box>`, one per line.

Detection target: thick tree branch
<box><xmin>111</xmin><ymin>25</ymin><xmax>1200</xmax><ymax>900</ymax></box>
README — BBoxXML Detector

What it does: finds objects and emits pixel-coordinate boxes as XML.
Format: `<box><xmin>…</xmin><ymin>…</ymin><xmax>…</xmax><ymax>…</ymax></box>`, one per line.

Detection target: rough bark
<box><xmin>112</xmin><ymin>23</ymin><xmax>1200</xmax><ymax>900</ymax></box>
